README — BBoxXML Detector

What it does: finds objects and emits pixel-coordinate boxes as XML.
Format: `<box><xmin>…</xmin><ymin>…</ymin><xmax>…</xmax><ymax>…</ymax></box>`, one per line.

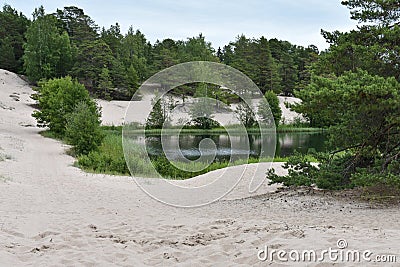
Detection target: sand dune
<box><xmin>0</xmin><ymin>69</ymin><xmax>399</xmax><ymax>266</ymax></box>
<box><xmin>97</xmin><ymin>90</ymin><xmax>304</xmax><ymax>127</ymax></box>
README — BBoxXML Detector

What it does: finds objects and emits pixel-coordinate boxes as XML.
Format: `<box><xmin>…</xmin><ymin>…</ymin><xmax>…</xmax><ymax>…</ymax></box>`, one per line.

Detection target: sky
<box><xmin>3</xmin><ymin>0</ymin><xmax>359</xmax><ymax>51</ymax></box>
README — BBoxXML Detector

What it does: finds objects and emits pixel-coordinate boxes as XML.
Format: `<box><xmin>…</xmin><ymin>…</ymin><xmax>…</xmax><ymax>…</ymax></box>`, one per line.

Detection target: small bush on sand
<box><xmin>65</xmin><ymin>101</ymin><xmax>104</xmax><ymax>155</ymax></box>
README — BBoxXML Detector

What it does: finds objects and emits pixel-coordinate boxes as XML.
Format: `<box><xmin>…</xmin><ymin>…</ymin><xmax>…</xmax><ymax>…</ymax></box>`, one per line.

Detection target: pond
<box><xmin>142</xmin><ymin>132</ymin><xmax>327</xmax><ymax>162</ymax></box>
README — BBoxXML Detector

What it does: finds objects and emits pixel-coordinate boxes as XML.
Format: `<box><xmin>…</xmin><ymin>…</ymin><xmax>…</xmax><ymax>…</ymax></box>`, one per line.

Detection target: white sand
<box><xmin>97</xmin><ymin>92</ymin><xmax>304</xmax><ymax>126</ymax></box>
<box><xmin>0</xmin><ymin>69</ymin><xmax>399</xmax><ymax>266</ymax></box>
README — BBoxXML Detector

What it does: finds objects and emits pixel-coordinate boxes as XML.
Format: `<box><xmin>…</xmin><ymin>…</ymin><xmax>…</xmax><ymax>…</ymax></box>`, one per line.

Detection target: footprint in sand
<box><xmin>34</xmin><ymin>231</ymin><xmax>60</xmax><ymax>240</ymax></box>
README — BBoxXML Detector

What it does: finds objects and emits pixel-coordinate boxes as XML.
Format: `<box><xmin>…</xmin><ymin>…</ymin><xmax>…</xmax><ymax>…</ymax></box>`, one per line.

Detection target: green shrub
<box><xmin>351</xmin><ymin>172</ymin><xmax>400</xmax><ymax>189</ymax></box>
<box><xmin>268</xmin><ymin>151</ymin><xmax>400</xmax><ymax>191</ymax></box>
<box><xmin>77</xmin><ymin>134</ymin><xmax>156</xmax><ymax>177</ymax></box>
<box><xmin>78</xmin><ymin>134</ymin><xmax>129</xmax><ymax>174</ymax></box>
<box><xmin>267</xmin><ymin>152</ymin><xmax>320</xmax><ymax>187</ymax></box>
<box><xmin>267</xmin><ymin>152</ymin><xmax>356</xmax><ymax>190</ymax></box>
<box><xmin>65</xmin><ymin>101</ymin><xmax>104</xmax><ymax>155</ymax></box>
<box><xmin>33</xmin><ymin>77</ymin><xmax>94</xmax><ymax>136</ymax></box>
<box><xmin>350</xmin><ymin>159</ymin><xmax>400</xmax><ymax>190</ymax></box>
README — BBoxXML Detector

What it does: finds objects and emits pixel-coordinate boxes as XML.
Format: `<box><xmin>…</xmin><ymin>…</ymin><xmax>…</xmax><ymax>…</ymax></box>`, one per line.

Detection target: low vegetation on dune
<box><xmin>77</xmin><ymin>127</ymin><xmax>312</xmax><ymax>179</ymax></box>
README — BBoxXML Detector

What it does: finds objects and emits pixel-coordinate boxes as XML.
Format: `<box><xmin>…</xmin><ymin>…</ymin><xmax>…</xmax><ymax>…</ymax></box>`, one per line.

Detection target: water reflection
<box><xmin>142</xmin><ymin>132</ymin><xmax>326</xmax><ymax>162</ymax></box>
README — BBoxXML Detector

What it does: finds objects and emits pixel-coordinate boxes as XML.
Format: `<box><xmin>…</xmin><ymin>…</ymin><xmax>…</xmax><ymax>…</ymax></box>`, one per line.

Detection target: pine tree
<box><xmin>258</xmin><ymin>91</ymin><xmax>282</xmax><ymax>126</ymax></box>
<box><xmin>0</xmin><ymin>38</ymin><xmax>17</xmax><ymax>71</ymax></box>
<box><xmin>101</xmin><ymin>23</ymin><xmax>122</xmax><ymax>57</ymax></box>
<box><xmin>0</xmin><ymin>4</ymin><xmax>30</xmax><ymax>73</ymax></box>
<box><xmin>236</xmin><ymin>101</ymin><xmax>256</xmax><ymax>128</ymax></box>
<box><xmin>146</xmin><ymin>98</ymin><xmax>168</xmax><ymax>129</ymax></box>
<box><xmin>255</xmin><ymin>37</ymin><xmax>282</xmax><ymax>94</ymax></box>
<box><xmin>119</xmin><ymin>27</ymin><xmax>150</xmax><ymax>81</ymax></box>
<box><xmin>126</xmin><ymin>64</ymin><xmax>139</xmax><ymax>95</ymax></box>
<box><xmin>216</xmin><ymin>47</ymin><xmax>223</xmax><ymax>62</ymax></box>
<box><xmin>317</xmin><ymin>0</ymin><xmax>400</xmax><ymax>81</ymax></box>
<box><xmin>55</xmin><ymin>6</ymin><xmax>98</xmax><ymax>47</ymax></box>
<box><xmin>98</xmin><ymin>68</ymin><xmax>113</xmax><ymax>99</ymax></box>
<box><xmin>71</xmin><ymin>39</ymin><xmax>114</xmax><ymax>90</ymax></box>
<box><xmin>150</xmin><ymin>38</ymin><xmax>181</xmax><ymax>75</ymax></box>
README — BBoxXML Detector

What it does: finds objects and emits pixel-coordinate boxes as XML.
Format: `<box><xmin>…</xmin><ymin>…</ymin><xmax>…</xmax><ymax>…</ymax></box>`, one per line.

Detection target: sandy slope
<box><xmin>97</xmin><ymin>92</ymin><xmax>304</xmax><ymax>126</ymax></box>
<box><xmin>0</xmin><ymin>69</ymin><xmax>399</xmax><ymax>266</ymax></box>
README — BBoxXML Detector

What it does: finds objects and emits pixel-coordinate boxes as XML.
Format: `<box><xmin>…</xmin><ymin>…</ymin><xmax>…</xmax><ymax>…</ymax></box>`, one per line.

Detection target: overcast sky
<box><xmin>4</xmin><ymin>0</ymin><xmax>358</xmax><ymax>51</ymax></box>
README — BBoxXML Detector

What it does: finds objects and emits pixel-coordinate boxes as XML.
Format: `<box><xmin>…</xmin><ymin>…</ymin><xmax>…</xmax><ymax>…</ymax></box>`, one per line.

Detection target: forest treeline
<box><xmin>0</xmin><ymin>4</ymin><xmax>319</xmax><ymax>99</ymax></box>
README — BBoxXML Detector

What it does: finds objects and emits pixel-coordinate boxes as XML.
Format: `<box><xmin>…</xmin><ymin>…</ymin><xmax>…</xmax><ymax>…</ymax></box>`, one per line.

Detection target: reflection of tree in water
<box><xmin>276</xmin><ymin>133</ymin><xmax>327</xmax><ymax>157</ymax></box>
<box><xmin>143</xmin><ymin>132</ymin><xmax>326</xmax><ymax>160</ymax></box>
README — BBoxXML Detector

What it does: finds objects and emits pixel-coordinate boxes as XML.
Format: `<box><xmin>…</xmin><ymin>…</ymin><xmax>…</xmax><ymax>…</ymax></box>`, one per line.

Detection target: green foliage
<box><xmin>65</xmin><ymin>101</ymin><xmax>104</xmax><ymax>155</ymax></box>
<box><xmin>270</xmin><ymin>1</ymin><xmax>400</xmax><ymax>192</ymax></box>
<box><xmin>151</xmin><ymin>38</ymin><xmax>180</xmax><ymax>71</ymax></box>
<box><xmin>100</xmin><ymin>23</ymin><xmax>122</xmax><ymax>56</ymax></box>
<box><xmin>350</xmin><ymin>156</ymin><xmax>400</xmax><ymax>189</ymax></box>
<box><xmin>98</xmin><ymin>68</ymin><xmax>113</xmax><ymax>99</ymax></box>
<box><xmin>316</xmin><ymin>1</ymin><xmax>400</xmax><ymax>81</ymax></box>
<box><xmin>0</xmin><ymin>3</ymin><xmax>320</xmax><ymax>102</ymax></box>
<box><xmin>191</xmin><ymin>116</ymin><xmax>220</xmax><ymax>130</ymax></box>
<box><xmin>259</xmin><ymin>91</ymin><xmax>282</xmax><ymax>126</ymax></box>
<box><xmin>0</xmin><ymin>37</ymin><xmax>17</xmax><ymax>71</ymax></box>
<box><xmin>267</xmin><ymin>152</ymin><xmax>319</xmax><ymax>187</ymax></box>
<box><xmin>341</xmin><ymin>0</ymin><xmax>400</xmax><ymax>25</ymax></box>
<box><xmin>180</xmin><ymin>34</ymin><xmax>218</xmax><ymax>62</ymax></box>
<box><xmin>0</xmin><ymin>4</ymin><xmax>30</xmax><ymax>73</ymax></box>
<box><xmin>254</xmin><ymin>37</ymin><xmax>282</xmax><ymax>94</ymax></box>
<box><xmin>32</xmin><ymin>77</ymin><xmax>96</xmax><ymax>135</ymax></box>
<box><xmin>77</xmin><ymin>134</ymin><xmax>131</xmax><ymax>175</ymax></box>
<box><xmin>23</xmin><ymin>6</ymin><xmax>73</xmax><ymax>82</ymax></box>
<box><xmin>222</xmin><ymin>35</ymin><xmax>317</xmax><ymax>95</ymax></box>
<box><xmin>268</xmin><ymin>152</ymin><xmax>400</xmax><ymax>191</ymax></box>
<box><xmin>268</xmin><ymin>152</ymin><xmax>355</xmax><ymax>190</ymax></box>
<box><xmin>150</xmin><ymin>156</ymin><xmax>223</xmax><ymax>179</ymax></box>
<box><xmin>126</xmin><ymin>64</ymin><xmax>139</xmax><ymax>94</ymax></box>
<box><xmin>317</xmin><ymin>27</ymin><xmax>400</xmax><ymax>79</ymax></box>
<box><xmin>146</xmin><ymin>98</ymin><xmax>168</xmax><ymax>129</ymax></box>
<box><xmin>275</xmin><ymin>70</ymin><xmax>400</xmax><ymax>190</ymax></box>
<box><xmin>55</xmin><ymin>6</ymin><xmax>98</xmax><ymax>46</ymax></box>
<box><xmin>119</xmin><ymin>27</ymin><xmax>150</xmax><ymax>78</ymax></box>
<box><xmin>295</xmin><ymin>70</ymin><xmax>400</xmax><ymax>145</ymax></box>
<box><xmin>0</xmin><ymin>3</ymin><xmax>320</xmax><ymax>101</ymax></box>
<box><xmin>225</xmin><ymin>36</ymin><xmax>257</xmax><ymax>92</ymax></box>
<box><xmin>71</xmin><ymin>39</ymin><xmax>114</xmax><ymax>88</ymax></box>
<box><xmin>351</xmin><ymin>172</ymin><xmax>400</xmax><ymax>190</ymax></box>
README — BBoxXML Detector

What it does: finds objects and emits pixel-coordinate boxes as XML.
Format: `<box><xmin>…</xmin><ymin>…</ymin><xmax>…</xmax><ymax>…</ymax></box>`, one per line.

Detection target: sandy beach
<box><xmin>0</xmin><ymin>69</ymin><xmax>399</xmax><ymax>266</ymax></box>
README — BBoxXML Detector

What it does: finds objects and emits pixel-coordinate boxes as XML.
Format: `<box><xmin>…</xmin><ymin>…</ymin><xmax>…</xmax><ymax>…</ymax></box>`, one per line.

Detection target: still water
<box><xmin>143</xmin><ymin>132</ymin><xmax>327</xmax><ymax>162</ymax></box>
